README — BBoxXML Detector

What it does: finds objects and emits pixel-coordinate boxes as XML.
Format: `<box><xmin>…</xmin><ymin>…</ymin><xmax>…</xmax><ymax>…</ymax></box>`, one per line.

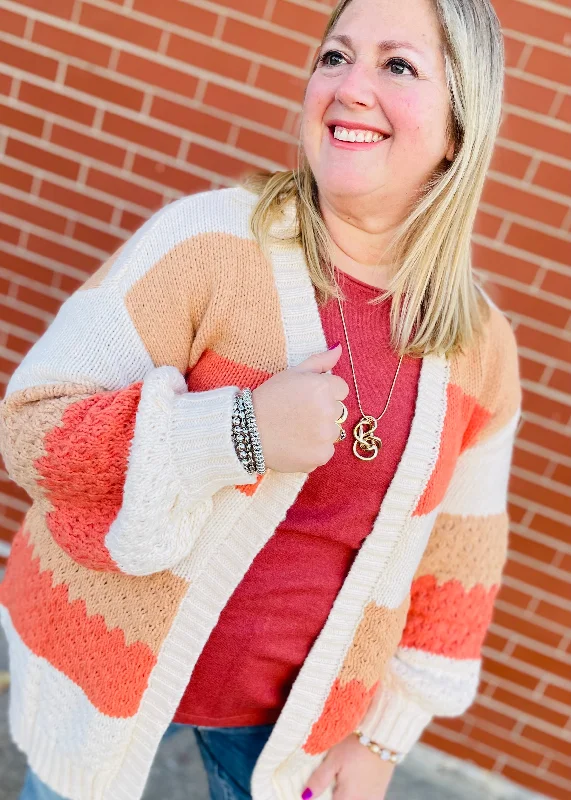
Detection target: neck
<box><xmin>319</xmin><ymin>192</ymin><xmax>400</xmax><ymax>290</ymax></box>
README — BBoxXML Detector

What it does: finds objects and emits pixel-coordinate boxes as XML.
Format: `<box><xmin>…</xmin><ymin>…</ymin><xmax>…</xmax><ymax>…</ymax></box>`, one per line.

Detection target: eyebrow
<box><xmin>323</xmin><ymin>33</ymin><xmax>425</xmax><ymax>58</ymax></box>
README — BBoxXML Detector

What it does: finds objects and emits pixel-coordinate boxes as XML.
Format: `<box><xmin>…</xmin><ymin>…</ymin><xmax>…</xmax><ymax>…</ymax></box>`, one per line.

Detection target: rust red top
<box><xmin>174</xmin><ymin>267</ymin><xmax>422</xmax><ymax>727</ymax></box>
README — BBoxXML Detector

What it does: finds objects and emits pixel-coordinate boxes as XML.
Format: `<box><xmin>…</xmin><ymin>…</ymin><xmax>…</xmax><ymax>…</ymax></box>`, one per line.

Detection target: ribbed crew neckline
<box><xmin>333</xmin><ymin>266</ymin><xmax>388</xmax><ymax>295</ymax></box>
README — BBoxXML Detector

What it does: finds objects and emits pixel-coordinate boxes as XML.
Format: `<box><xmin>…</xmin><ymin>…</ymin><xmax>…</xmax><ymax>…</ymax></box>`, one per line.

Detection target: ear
<box><xmin>445</xmin><ymin>138</ymin><xmax>455</xmax><ymax>162</ymax></box>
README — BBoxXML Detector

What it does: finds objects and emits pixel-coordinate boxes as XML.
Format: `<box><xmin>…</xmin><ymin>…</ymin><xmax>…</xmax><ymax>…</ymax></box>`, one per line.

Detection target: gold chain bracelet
<box><xmin>353</xmin><ymin>730</ymin><xmax>405</xmax><ymax>765</ymax></box>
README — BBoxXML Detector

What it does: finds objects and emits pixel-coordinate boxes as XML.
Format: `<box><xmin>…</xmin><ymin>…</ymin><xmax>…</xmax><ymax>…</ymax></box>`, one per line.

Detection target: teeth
<box><xmin>333</xmin><ymin>126</ymin><xmax>386</xmax><ymax>143</ymax></box>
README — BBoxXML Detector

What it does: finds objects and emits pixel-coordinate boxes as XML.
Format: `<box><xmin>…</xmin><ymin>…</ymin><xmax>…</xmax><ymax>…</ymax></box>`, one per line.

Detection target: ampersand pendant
<box><xmin>353</xmin><ymin>415</ymin><xmax>382</xmax><ymax>461</ymax></box>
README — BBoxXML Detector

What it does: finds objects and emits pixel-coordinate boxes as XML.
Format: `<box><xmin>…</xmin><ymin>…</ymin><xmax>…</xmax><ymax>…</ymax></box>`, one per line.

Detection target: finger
<box><xmin>322</xmin><ymin>374</ymin><xmax>350</xmax><ymax>400</ymax></box>
<box><xmin>292</xmin><ymin>346</ymin><xmax>342</xmax><ymax>374</ymax></box>
<box><xmin>302</xmin><ymin>753</ymin><xmax>338</xmax><ymax>799</ymax></box>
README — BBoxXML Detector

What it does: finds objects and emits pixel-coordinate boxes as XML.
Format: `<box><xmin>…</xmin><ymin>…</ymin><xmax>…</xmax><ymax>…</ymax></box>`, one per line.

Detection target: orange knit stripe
<box><xmin>186</xmin><ymin>348</ymin><xmax>272</xmax><ymax>392</ymax></box>
<box><xmin>35</xmin><ymin>384</ymin><xmax>143</xmax><ymax>571</ymax></box>
<box><xmin>413</xmin><ymin>383</ymin><xmax>491</xmax><ymax>517</ymax></box>
<box><xmin>302</xmin><ymin>677</ymin><xmax>378</xmax><ymax>755</ymax></box>
<box><xmin>0</xmin><ymin>524</ymin><xmax>155</xmax><ymax>717</ymax></box>
<box><xmin>400</xmin><ymin>574</ymin><xmax>499</xmax><ymax>659</ymax></box>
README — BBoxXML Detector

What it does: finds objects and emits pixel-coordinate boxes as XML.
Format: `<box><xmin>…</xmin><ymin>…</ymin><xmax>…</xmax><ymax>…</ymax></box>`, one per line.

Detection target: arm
<box><xmin>0</xmin><ymin>198</ymin><xmax>257</xmax><ymax>577</ymax></box>
<box><xmin>357</xmin><ymin>318</ymin><xmax>522</xmax><ymax>754</ymax></box>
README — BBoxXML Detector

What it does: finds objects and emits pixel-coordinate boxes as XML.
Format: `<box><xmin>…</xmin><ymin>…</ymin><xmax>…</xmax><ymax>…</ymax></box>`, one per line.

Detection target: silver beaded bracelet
<box><xmin>231</xmin><ymin>389</ymin><xmax>266</xmax><ymax>475</ymax></box>
<box><xmin>241</xmin><ymin>388</ymin><xmax>266</xmax><ymax>475</ymax></box>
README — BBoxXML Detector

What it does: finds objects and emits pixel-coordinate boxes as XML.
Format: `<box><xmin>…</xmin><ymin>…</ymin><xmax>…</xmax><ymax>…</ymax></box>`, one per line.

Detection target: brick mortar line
<box><xmin>518</xmin><ymin>345</ymin><xmax>571</xmax><ymax>373</ymax></box>
<box><xmin>480</xmin><ymin>202</ymin><xmax>571</xmax><ymax>242</ymax></box>
<box><xmin>496</xmin><ymin>605</ymin><xmax>571</xmax><ymax>649</ymax></box>
<box><xmin>511</xmin><ymin>465</ymin><xmax>571</xmax><ymax>499</ymax></box>
<box><xmin>509</xmin><ymin>521</ymin><xmax>571</xmax><ymax>557</ymax></box>
<box><xmin>0</xmin><ymin>211</ymin><xmax>110</xmax><ymax>261</ymax></box>
<box><xmin>516</xmin><ymin>0</ymin><xmax>571</xmax><ymax>21</ymax></box>
<box><xmin>508</xmin><ymin>488</ymin><xmax>570</xmax><ymax>524</ymax></box>
<box><xmin>430</xmin><ymin>721</ymin><xmax>571</xmax><ymax>783</ymax></box>
<box><xmin>280</xmin><ymin>0</ymin><xmax>331</xmax><ymax>12</ymax></box>
<box><xmin>515</xmin><ymin>436</ymin><xmax>571</xmax><ymax>468</ymax></box>
<box><xmin>0</xmin><ymin>182</ymin><xmax>134</xmax><ymax>241</ymax></box>
<box><xmin>0</xmin><ymin>82</ymin><xmax>291</xmax><ymax>172</ymax></box>
<box><xmin>0</xmin><ymin>293</ymin><xmax>54</xmax><ymax>325</ymax></box>
<box><xmin>2</xmin><ymin>128</ymin><xmax>274</xmax><ymax>213</ymax></box>
<box><xmin>476</xmin><ymin>684</ymin><xmax>571</xmax><ymax>742</ymax></box>
<box><xmin>478</xmin><ymin>269</ymin><xmax>571</xmax><ymax>313</ymax></box>
<box><xmin>496</xmin><ymin>136</ymin><xmax>571</xmax><ymax>171</ymax></box>
<box><xmin>129</xmin><ymin>0</ymin><xmax>321</xmax><ymax>45</ymax></box>
<box><xmin>0</xmin><ymin>518</ymin><xmax>22</xmax><ymax>536</ymax></box>
<box><xmin>486</xmin><ymin>168</ymin><xmax>571</xmax><ymax>210</ymax></box>
<box><xmin>493</xmin><ymin>597</ymin><xmax>571</xmax><ymax>638</ymax></box>
<box><xmin>0</xmin><ymin>152</ymin><xmax>163</xmax><ymax>219</ymax></box>
<box><xmin>0</xmin><ymin>33</ymin><xmax>303</xmax><ymax>114</ymax></box>
<box><xmin>0</xmin><ymin>489</ymin><xmax>28</xmax><ymax>514</ymax></box>
<box><xmin>520</xmin><ymin>377</ymin><xmax>571</xmax><ymax>406</ymax></box>
<box><xmin>425</xmin><ymin>721</ymin><xmax>571</xmax><ymax>787</ymax></box>
<box><xmin>503</xmin><ymin>102</ymin><xmax>571</xmax><ymax>134</ymax></box>
<box><xmin>508</xmin><ymin>541</ymin><xmax>571</xmax><ymax>580</ymax></box>
<box><xmin>0</xmin><ymin>1</ymin><xmax>312</xmax><ymax>79</ymax></box>
<box><xmin>0</xmin><ymin>319</ymin><xmax>38</xmax><ymax>346</ymax></box>
<box><xmin>0</xmin><ymin>318</ymin><xmax>47</xmax><ymax>344</ymax></box>
<box><xmin>474</xmin><ymin>235</ymin><xmax>569</xmax><ymax>275</ymax></box>
<box><xmin>430</xmin><ymin>718</ymin><xmax>571</xmax><ymax>784</ymax></box>
<box><xmin>505</xmin><ymin>65</ymin><xmax>571</xmax><ymax>97</ymax></box>
<box><xmin>503</xmin><ymin>27</ymin><xmax>571</xmax><ymax>58</ymax></box>
<box><xmin>0</xmin><ymin>265</ymin><xmax>69</xmax><ymax>301</ymax></box>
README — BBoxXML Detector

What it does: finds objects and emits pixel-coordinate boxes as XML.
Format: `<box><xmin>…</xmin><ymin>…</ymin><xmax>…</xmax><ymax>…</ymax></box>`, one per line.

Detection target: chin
<box><xmin>316</xmin><ymin>173</ymin><xmax>380</xmax><ymax>200</ymax></box>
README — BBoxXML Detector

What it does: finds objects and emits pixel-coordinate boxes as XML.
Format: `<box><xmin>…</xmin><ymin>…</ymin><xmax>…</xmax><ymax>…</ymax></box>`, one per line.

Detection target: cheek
<box><xmin>302</xmin><ymin>77</ymin><xmax>332</xmax><ymax>129</ymax></box>
<box><xmin>389</xmin><ymin>92</ymin><xmax>449</xmax><ymax>153</ymax></box>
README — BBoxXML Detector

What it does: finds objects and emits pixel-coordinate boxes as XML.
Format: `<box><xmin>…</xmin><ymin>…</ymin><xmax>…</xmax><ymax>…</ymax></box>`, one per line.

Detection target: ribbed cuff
<box><xmin>169</xmin><ymin>385</ymin><xmax>259</xmax><ymax>494</ymax></box>
<box><xmin>357</xmin><ymin>687</ymin><xmax>433</xmax><ymax>754</ymax></box>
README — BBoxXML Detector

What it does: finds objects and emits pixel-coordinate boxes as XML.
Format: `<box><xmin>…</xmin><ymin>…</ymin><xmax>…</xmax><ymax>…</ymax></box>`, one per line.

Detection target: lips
<box><xmin>326</xmin><ymin>120</ymin><xmax>391</xmax><ymax>137</ymax></box>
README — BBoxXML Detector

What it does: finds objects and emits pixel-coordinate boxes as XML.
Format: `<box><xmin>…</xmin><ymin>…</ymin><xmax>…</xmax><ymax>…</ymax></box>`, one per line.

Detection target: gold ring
<box><xmin>334</xmin><ymin>401</ymin><xmax>348</xmax><ymax>443</ymax></box>
<box><xmin>335</xmin><ymin>401</ymin><xmax>348</xmax><ymax>424</ymax></box>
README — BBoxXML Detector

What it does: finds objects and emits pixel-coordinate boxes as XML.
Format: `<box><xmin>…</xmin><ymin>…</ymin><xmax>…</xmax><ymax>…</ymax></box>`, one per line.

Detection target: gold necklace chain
<box><xmin>336</xmin><ymin>293</ymin><xmax>403</xmax><ymax>461</ymax></box>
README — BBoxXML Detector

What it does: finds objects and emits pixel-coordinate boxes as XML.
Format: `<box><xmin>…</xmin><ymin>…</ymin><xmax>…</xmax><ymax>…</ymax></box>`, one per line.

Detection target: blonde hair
<box><xmin>242</xmin><ymin>0</ymin><xmax>505</xmax><ymax>356</ymax></box>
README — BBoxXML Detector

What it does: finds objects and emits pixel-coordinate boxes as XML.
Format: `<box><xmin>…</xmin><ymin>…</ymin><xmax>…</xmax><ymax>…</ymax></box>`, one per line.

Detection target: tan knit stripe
<box><xmin>24</xmin><ymin>504</ymin><xmax>189</xmax><ymax>651</ymax></box>
<box><xmin>413</xmin><ymin>512</ymin><xmax>509</xmax><ymax>590</ymax></box>
<box><xmin>338</xmin><ymin>598</ymin><xmax>410</xmax><ymax>690</ymax></box>
<box><xmin>450</xmin><ymin>306</ymin><xmax>521</xmax><ymax>445</ymax></box>
<box><xmin>125</xmin><ymin>233</ymin><xmax>288</xmax><ymax>376</ymax></box>
<box><xmin>78</xmin><ymin>246</ymin><xmax>124</xmax><ymax>291</ymax></box>
<box><xmin>0</xmin><ymin>386</ymin><xmax>93</xmax><ymax>505</ymax></box>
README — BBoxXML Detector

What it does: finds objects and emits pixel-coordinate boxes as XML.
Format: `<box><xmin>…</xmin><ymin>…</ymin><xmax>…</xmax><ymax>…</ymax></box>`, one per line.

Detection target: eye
<box><xmin>318</xmin><ymin>50</ymin><xmax>347</xmax><ymax>68</ymax></box>
<box><xmin>385</xmin><ymin>57</ymin><xmax>417</xmax><ymax>77</ymax></box>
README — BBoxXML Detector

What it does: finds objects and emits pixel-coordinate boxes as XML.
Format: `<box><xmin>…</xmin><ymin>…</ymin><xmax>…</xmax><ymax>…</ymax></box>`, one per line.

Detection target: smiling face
<box><xmin>301</xmin><ymin>0</ymin><xmax>455</xmax><ymax>216</ymax></box>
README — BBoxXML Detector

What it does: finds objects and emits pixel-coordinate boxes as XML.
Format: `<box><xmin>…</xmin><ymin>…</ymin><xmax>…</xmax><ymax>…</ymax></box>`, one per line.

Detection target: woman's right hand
<box><xmin>251</xmin><ymin>344</ymin><xmax>349</xmax><ymax>473</ymax></box>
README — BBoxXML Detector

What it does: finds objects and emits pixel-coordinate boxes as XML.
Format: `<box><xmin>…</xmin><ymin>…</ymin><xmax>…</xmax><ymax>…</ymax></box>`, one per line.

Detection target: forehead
<box><xmin>326</xmin><ymin>0</ymin><xmax>444</xmax><ymax>58</ymax></box>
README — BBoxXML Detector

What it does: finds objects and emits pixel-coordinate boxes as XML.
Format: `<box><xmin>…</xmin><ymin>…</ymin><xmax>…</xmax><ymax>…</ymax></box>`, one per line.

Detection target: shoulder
<box><xmin>449</xmin><ymin>291</ymin><xmax>521</xmax><ymax>447</ymax></box>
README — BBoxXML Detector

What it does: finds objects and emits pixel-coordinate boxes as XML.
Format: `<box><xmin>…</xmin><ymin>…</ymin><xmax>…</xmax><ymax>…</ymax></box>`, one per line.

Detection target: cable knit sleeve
<box><xmin>357</xmin><ymin>308</ymin><xmax>522</xmax><ymax>754</ymax></box>
<box><xmin>0</xmin><ymin>196</ymin><xmax>257</xmax><ymax>577</ymax></box>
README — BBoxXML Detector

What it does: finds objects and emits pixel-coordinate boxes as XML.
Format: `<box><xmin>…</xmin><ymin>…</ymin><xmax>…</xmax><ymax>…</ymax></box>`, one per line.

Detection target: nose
<box><xmin>335</xmin><ymin>62</ymin><xmax>377</xmax><ymax>109</ymax></box>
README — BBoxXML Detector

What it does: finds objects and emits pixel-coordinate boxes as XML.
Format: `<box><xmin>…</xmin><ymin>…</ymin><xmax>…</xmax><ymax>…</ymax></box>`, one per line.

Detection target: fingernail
<box><xmin>302</xmin><ymin>789</ymin><xmax>313</xmax><ymax>799</ymax></box>
<box><xmin>328</xmin><ymin>342</ymin><xmax>340</xmax><ymax>350</ymax></box>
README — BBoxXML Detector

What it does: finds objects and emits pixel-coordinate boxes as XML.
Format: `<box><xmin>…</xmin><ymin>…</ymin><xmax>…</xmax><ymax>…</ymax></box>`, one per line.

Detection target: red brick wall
<box><xmin>0</xmin><ymin>1</ymin><xmax>570</xmax><ymax>796</ymax></box>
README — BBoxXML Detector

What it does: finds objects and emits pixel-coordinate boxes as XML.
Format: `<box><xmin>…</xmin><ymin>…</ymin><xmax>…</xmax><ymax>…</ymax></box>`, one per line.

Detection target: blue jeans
<box><xmin>19</xmin><ymin>721</ymin><xmax>276</xmax><ymax>800</ymax></box>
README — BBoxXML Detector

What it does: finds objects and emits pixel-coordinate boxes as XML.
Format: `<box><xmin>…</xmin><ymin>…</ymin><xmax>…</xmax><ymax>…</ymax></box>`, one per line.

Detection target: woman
<box><xmin>0</xmin><ymin>0</ymin><xmax>521</xmax><ymax>798</ymax></box>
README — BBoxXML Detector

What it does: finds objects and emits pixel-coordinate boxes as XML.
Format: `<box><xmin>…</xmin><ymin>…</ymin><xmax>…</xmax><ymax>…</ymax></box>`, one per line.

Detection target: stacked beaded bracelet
<box><xmin>231</xmin><ymin>388</ymin><xmax>266</xmax><ymax>475</ymax></box>
<box><xmin>353</xmin><ymin>730</ymin><xmax>405</xmax><ymax>765</ymax></box>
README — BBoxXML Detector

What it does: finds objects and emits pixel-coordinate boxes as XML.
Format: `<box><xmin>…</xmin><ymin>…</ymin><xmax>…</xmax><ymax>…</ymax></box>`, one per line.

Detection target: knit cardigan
<box><xmin>0</xmin><ymin>186</ymin><xmax>521</xmax><ymax>800</ymax></box>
